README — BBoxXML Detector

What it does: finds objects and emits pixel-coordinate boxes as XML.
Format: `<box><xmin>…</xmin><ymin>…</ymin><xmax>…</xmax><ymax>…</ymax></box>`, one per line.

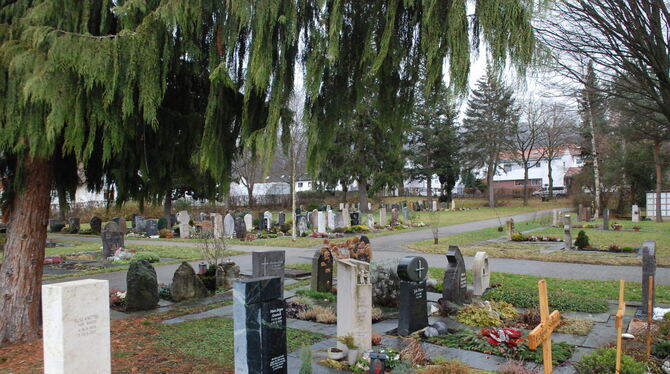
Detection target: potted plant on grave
<box><xmin>632</xmin><ymin>225</ymin><xmax>641</xmax><ymax>232</ymax></box>
<box><xmin>336</xmin><ymin>334</ymin><xmax>359</xmax><ymax>365</ymax></box>
<box><xmin>611</xmin><ymin>222</ymin><xmax>623</xmax><ymax>231</ymax></box>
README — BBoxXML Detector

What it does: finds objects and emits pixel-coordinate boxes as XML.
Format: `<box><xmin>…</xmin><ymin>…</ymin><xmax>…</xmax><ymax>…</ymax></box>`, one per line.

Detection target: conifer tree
<box><xmin>461</xmin><ymin>68</ymin><xmax>519</xmax><ymax>208</ymax></box>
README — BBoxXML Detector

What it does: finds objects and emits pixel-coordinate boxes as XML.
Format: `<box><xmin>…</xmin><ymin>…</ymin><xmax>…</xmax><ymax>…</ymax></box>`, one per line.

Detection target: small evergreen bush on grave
<box><xmin>157</xmin><ymin>217</ymin><xmax>168</xmax><ymax>230</ymax></box>
<box><xmin>131</xmin><ymin>253</ymin><xmax>160</xmax><ymax>263</ymax></box>
<box><xmin>574</xmin><ymin>230</ymin><xmax>590</xmax><ymax>249</ymax></box>
<box><xmin>482</xmin><ymin>286</ymin><xmax>608</xmax><ymax>313</ymax></box>
<box><xmin>575</xmin><ymin>348</ymin><xmax>646</xmax><ymax>374</ymax></box>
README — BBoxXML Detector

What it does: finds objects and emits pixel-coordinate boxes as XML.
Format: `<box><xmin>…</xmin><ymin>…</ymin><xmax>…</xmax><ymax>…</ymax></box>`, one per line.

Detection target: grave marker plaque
<box><xmin>233</xmin><ymin>277</ymin><xmax>287</xmax><ymax>373</ymax></box>
<box><xmin>442</xmin><ymin>246</ymin><xmax>467</xmax><ymax>304</ymax></box>
<box><xmin>350</xmin><ymin>211</ymin><xmax>360</xmax><ymax>226</ymax></box>
<box><xmin>472</xmin><ymin>251</ymin><xmax>490</xmax><ymax>296</ymax></box>
<box><xmin>42</xmin><ymin>279</ymin><xmax>111</xmax><ymax>374</ymax></box>
<box><xmin>101</xmin><ymin>222</ymin><xmax>123</xmax><ymax>258</ymax></box>
<box><xmin>397</xmin><ymin>256</ymin><xmax>429</xmax><ymax>336</ymax></box>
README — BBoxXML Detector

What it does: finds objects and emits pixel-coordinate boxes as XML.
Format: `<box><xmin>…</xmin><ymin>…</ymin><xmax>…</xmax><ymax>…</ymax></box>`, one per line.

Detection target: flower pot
<box><xmin>347</xmin><ymin>348</ymin><xmax>359</xmax><ymax>365</ymax></box>
<box><xmin>327</xmin><ymin>347</ymin><xmax>346</xmax><ymax>360</ymax></box>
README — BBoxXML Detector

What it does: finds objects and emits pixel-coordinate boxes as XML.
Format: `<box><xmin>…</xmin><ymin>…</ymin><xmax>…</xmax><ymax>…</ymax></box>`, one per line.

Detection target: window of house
<box><xmin>503</xmin><ymin>163</ymin><xmax>513</xmax><ymax>172</ymax></box>
<box><xmin>531</xmin><ymin>179</ymin><xmax>542</xmax><ymax>186</ymax></box>
<box><xmin>298</xmin><ymin>182</ymin><xmax>303</xmax><ymax>188</ymax></box>
<box><xmin>535</xmin><ymin>162</ymin><xmax>542</xmax><ymax>168</ymax></box>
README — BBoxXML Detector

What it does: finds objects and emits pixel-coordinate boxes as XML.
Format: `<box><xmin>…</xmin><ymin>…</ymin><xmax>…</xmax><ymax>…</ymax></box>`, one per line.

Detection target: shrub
<box><xmin>295</xmin><ymin>289</ymin><xmax>336</xmax><ymax>302</ymax></box>
<box><xmin>297</xmin><ymin>306</ymin><xmax>337</xmax><ymax>324</ymax></box>
<box><xmin>483</xmin><ymin>286</ymin><xmax>608</xmax><ymax>313</ymax></box>
<box><xmin>132</xmin><ymin>253</ymin><xmax>160</xmax><ymax>263</ymax></box>
<box><xmin>456</xmin><ymin>301</ymin><xmax>518</xmax><ymax>327</ymax></box>
<box><xmin>157</xmin><ymin>218</ymin><xmax>168</xmax><ymax>230</ymax></box>
<box><xmin>158</xmin><ymin>284</ymin><xmax>172</xmax><ymax>300</ymax></box>
<box><xmin>511</xmin><ymin>233</ymin><xmax>526</xmax><ymax>241</ymax></box>
<box><xmin>197</xmin><ymin>264</ymin><xmax>218</xmax><ymax>291</ymax></box>
<box><xmin>159</xmin><ymin>228</ymin><xmax>173</xmax><ymax>238</ymax></box>
<box><xmin>344</xmin><ymin>225</ymin><xmax>371</xmax><ymax>233</ymax></box>
<box><xmin>575</xmin><ymin>348</ymin><xmax>646</xmax><ymax>374</ymax></box>
<box><xmin>651</xmin><ymin>337</ymin><xmax>670</xmax><ymax>359</ymax></box>
<box><xmin>574</xmin><ymin>230</ymin><xmax>590</xmax><ymax>249</ymax></box>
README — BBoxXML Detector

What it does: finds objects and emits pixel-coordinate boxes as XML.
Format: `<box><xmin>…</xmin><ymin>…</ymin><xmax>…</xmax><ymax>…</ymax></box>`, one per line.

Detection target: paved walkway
<box><xmin>47</xmin><ymin>208</ymin><xmax>670</xmax><ymax>289</ymax></box>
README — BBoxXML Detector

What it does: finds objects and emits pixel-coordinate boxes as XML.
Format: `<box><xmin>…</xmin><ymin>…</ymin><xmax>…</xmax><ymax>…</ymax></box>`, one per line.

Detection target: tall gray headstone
<box><xmin>311</xmin><ymin>249</ymin><xmax>333</xmax><ymax>293</ymax></box>
<box><xmin>252</xmin><ymin>251</ymin><xmax>286</xmax><ymax>294</ymax></box>
<box><xmin>244</xmin><ymin>214</ymin><xmax>253</xmax><ymax>232</ymax></box>
<box><xmin>564</xmin><ymin>215</ymin><xmax>572</xmax><ymax>250</ymax></box>
<box><xmin>632</xmin><ymin>204</ymin><xmax>641</xmax><ymax>223</ymax></box>
<box><xmin>223</xmin><ymin>213</ymin><xmax>235</xmax><ymax>238</ymax></box>
<box><xmin>327</xmin><ymin>210</ymin><xmax>335</xmax><ymax>231</ymax></box>
<box><xmin>317</xmin><ymin>211</ymin><xmax>326</xmax><ymax>234</ymax></box>
<box><xmin>144</xmin><ymin>219</ymin><xmax>158</xmax><ymax>236</ymax></box>
<box><xmin>638</xmin><ymin>241</ymin><xmax>656</xmax><ymax>318</ymax></box>
<box><xmin>212</xmin><ymin>213</ymin><xmax>224</xmax><ymax>238</ymax></box>
<box><xmin>379</xmin><ymin>207</ymin><xmax>387</xmax><ymax>227</ymax></box>
<box><xmin>111</xmin><ymin>217</ymin><xmax>127</xmax><ymax>234</ymax></box>
<box><xmin>101</xmin><ymin>222</ymin><xmax>123</xmax><ymax>258</ymax></box>
<box><xmin>442</xmin><ymin>246</ymin><xmax>467</xmax><ymax>304</ymax></box>
<box><xmin>177</xmin><ymin>210</ymin><xmax>190</xmax><ymax>239</ymax></box>
<box><xmin>133</xmin><ymin>216</ymin><xmax>145</xmax><ymax>232</ymax></box>
<box><xmin>342</xmin><ymin>207</ymin><xmax>351</xmax><ymax>228</ymax></box>
<box><xmin>402</xmin><ymin>206</ymin><xmax>409</xmax><ymax>223</ymax></box>
<box><xmin>235</xmin><ymin>217</ymin><xmax>247</xmax><ymax>239</ymax></box>
<box><xmin>603</xmin><ymin>208</ymin><xmax>609</xmax><ymax>230</ymax></box>
<box><xmin>310</xmin><ymin>209</ymin><xmax>318</xmax><ymax>231</ymax></box>
<box><xmin>278</xmin><ymin>211</ymin><xmax>286</xmax><ymax>225</ymax></box>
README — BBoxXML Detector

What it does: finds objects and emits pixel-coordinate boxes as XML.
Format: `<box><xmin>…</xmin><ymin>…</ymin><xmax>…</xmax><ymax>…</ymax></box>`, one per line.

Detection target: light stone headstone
<box><xmin>334</xmin><ymin>213</ymin><xmax>344</xmax><ymax>229</ymax></box>
<box><xmin>564</xmin><ymin>215</ymin><xmax>572</xmax><ymax>250</ymax></box>
<box><xmin>402</xmin><ymin>206</ymin><xmax>409</xmax><ymax>223</ymax></box>
<box><xmin>223</xmin><ymin>213</ymin><xmax>234</xmax><ymax>238</ymax></box>
<box><xmin>552</xmin><ymin>209</ymin><xmax>560</xmax><ymax>227</ymax></box>
<box><xmin>472</xmin><ymin>251</ymin><xmax>490</xmax><ymax>296</ymax></box>
<box><xmin>244</xmin><ymin>214</ymin><xmax>253</xmax><ymax>232</ymax></box>
<box><xmin>366</xmin><ymin>214</ymin><xmax>375</xmax><ymax>228</ymax></box>
<box><xmin>368</xmin><ymin>202</ymin><xmax>372</xmax><ymax>211</ymax></box>
<box><xmin>177</xmin><ymin>211</ymin><xmax>190</xmax><ymax>239</ymax></box>
<box><xmin>339</xmin><ymin>203</ymin><xmax>344</xmax><ymax>210</ymax></box>
<box><xmin>451</xmin><ymin>199</ymin><xmax>456</xmax><ymax>211</ymax></box>
<box><xmin>212</xmin><ymin>213</ymin><xmax>223</xmax><ymax>238</ymax></box>
<box><xmin>133</xmin><ymin>216</ymin><xmax>145</xmax><ymax>232</ymax></box>
<box><xmin>506</xmin><ymin>218</ymin><xmax>515</xmax><ymax>240</ymax></box>
<box><xmin>327</xmin><ymin>210</ymin><xmax>335</xmax><ymax>231</ymax></box>
<box><xmin>632</xmin><ymin>204</ymin><xmax>641</xmax><ymax>223</ymax></box>
<box><xmin>342</xmin><ymin>207</ymin><xmax>351</xmax><ymax>227</ymax></box>
<box><xmin>379</xmin><ymin>207</ymin><xmax>387</xmax><ymax>227</ymax></box>
<box><xmin>311</xmin><ymin>209</ymin><xmax>318</xmax><ymax>231</ymax></box>
<box><xmin>42</xmin><ymin>279</ymin><xmax>111</xmax><ymax>374</ymax></box>
<box><xmin>317</xmin><ymin>211</ymin><xmax>326</xmax><ymax>234</ymax></box>
<box><xmin>391</xmin><ymin>208</ymin><xmax>399</xmax><ymax>226</ymax></box>
<box><xmin>336</xmin><ymin>258</ymin><xmax>372</xmax><ymax>354</ymax></box>
<box><xmin>603</xmin><ymin>208</ymin><xmax>610</xmax><ymax>230</ymax></box>
<box><xmin>297</xmin><ymin>215</ymin><xmax>307</xmax><ymax>236</ymax></box>
<box><xmin>432</xmin><ymin>200</ymin><xmax>438</xmax><ymax>211</ymax></box>
<box><xmin>264</xmin><ymin>211</ymin><xmax>273</xmax><ymax>230</ymax></box>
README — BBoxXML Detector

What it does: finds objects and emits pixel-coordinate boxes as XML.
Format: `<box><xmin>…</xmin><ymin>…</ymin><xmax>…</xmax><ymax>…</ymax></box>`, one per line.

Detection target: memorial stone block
<box><xmin>252</xmin><ymin>251</ymin><xmax>286</xmax><ymax>295</ymax></box>
<box><xmin>638</xmin><ymin>241</ymin><xmax>656</xmax><ymax>317</ymax></box>
<box><xmin>379</xmin><ymin>207</ymin><xmax>387</xmax><ymax>227</ymax></box>
<box><xmin>278</xmin><ymin>211</ymin><xmax>286</xmax><ymax>225</ymax></box>
<box><xmin>235</xmin><ymin>217</ymin><xmax>247</xmax><ymax>239</ymax></box>
<box><xmin>111</xmin><ymin>217</ymin><xmax>127</xmax><ymax>234</ymax></box>
<box><xmin>327</xmin><ymin>210</ymin><xmax>335</xmax><ymax>231</ymax></box>
<box><xmin>223</xmin><ymin>213</ymin><xmax>234</xmax><ymax>238</ymax></box>
<box><xmin>212</xmin><ymin>213</ymin><xmax>224</xmax><ymax>238</ymax></box>
<box><xmin>177</xmin><ymin>210</ymin><xmax>190</xmax><ymax>239</ymax></box>
<box><xmin>89</xmin><ymin>216</ymin><xmax>102</xmax><ymax>235</ymax></box>
<box><xmin>442</xmin><ymin>246</ymin><xmax>467</xmax><ymax>304</ymax></box>
<box><xmin>317</xmin><ymin>211</ymin><xmax>326</xmax><ymax>233</ymax></box>
<box><xmin>68</xmin><ymin>218</ymin><xmax>80</xmax><ymax>234</ymax></box>
<box><xmin>264</xmin><ymin>211</ymin><xmax>273</xmax><ymax>229</ymax></box>
<box><xmin>336</xmin><ymin>259</ymin><xmax>372</xmax><ymax>353</ymax></box>
<box><xmin>133</xmin><ymin>216</ymin><xmax>145</xmax><ymax>232</ymax></box>
<box><xmin>397</xmin><ymin>255</ymin><xmax>429</xmax><ymax>336</ymax></box>
<box><xmin>101</xmin><ymin>222</ymin><xmax>123</xmax><ymax>258</ymax></box>
<box><xmin>144</xmin><ymin>219</ymin><xmax>158</xmax><ymax>236</ymax></box>
<box><xmin>472</xmin><ymin>251</ymin><xmax>490</xmax><ymax>296</ymax></box>
<box><xmin>244</xmin><ymin>213</ymin><xmax>253</xmax><ymax>232</ymax></box>
<box><xmin>342</xmin><ymin>207</ymin><xmax>351</xmax><ymax>227</ymax></box>
<box><xmin>632</xmin><ymin>204</ymin><xmax>641</xmax><ymax>223</ymax></box>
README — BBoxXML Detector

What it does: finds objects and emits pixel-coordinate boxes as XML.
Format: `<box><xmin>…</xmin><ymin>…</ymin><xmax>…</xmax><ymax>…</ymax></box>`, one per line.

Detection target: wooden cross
<box><xmin>615</xmin><ymin>279</ymin><xmax>625</xmax><ymax>374</ymax></box>
<box><xmin>646</xmin><ymin>275</ymin><xmax>654</xmax><ymax>360</ymax></box>
<box><xmin>529</xmin><ymin>279</ymin><xmax>561</xmax><ymax>374</ymax></box>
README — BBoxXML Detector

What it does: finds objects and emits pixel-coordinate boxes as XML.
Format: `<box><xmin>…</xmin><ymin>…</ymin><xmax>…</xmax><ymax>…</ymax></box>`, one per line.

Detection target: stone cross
<box><xmin>223</xmin><ymin>213</ymin><xmax>234</xmax><ymax>238</ymax></box>
<box><xmin>379</xmin><ymin>207</ymin><xmax>387</xmax><ymax>227</ymax></box>
<box><xmin>317</xmin><ymin>211</ymin><xmax>326</xmax><ymax>234</ymax></box>
<box><xmin>233</xmin><ymin>277</ymin><xmax>287</xmax><ymax>373</ymax></box>
<box><xmin>472</xmin><ymin>251</ymin><xmax>490</xmax><ymax>297</ymax></box>
<box><xmin>529</xmin><ymin>279</ymin><xmax>561</xmax><ymax>374</ymax></box>
<box><xmin>638</xmin><ymin>241</ymin><xmax>656</xmax><ymax>317</ymax></box>
<box><xmin>506</xmin><ymin>218</ymin><xmax>515</xmax><ymax>240</ymax></box>
<box><xmin>177</xmin><ymin>210</ymin><xmax>190</xmax><ymax>239</ymax></box>
<box><xmin>336</xmin><ymin>258</ymin><xmax>372</xmax><ymax>355</ymax></box>
<box><xmin>212</xmin><ymin>213</ymin><xmax>224</xmax><ymax>238</ymax></box>
<box><xmin>615</xmin><ymin>279</ymin><xmax>626</xmax><ymax>374</ymax></box>
<box><xmin>42</xmin><ymin>279</ymin><xmax>111</xmax><ymax>374</ymax></box>
<box><xmin>563</xmin><ymin>215</ymin><xmax>572</xmax><ymax>250</ymax></box>
<box><xmin>442</xmin><ymin>246</ymin><xmax>467</xmax><ymax>304</ymax></box>
<box><xmin>397</xmin><ymin>256</ymin><xmax>429</xmax><ymax>336</ymax></box>
<box><xmin>101</xmin><ymin>222</ymin><xmax>123</xmax><ymax>258</ymax></box>
<box><xmin>632</xmin><ymin>204</ymin><xmax>640</xmax><ymax>222</ymax></box>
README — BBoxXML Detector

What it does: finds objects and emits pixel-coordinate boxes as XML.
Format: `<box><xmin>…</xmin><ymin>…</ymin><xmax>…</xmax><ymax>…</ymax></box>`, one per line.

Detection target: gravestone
<box><xmin>111</xmin><ymin>217</ymin><xmax>127</xmax><ymax>234</ymax></box>
<box><xmin>366</xmin><ymin>214</ymin><xmax>375</xmax><ymax>228</ymax></box>
<box><xmin>327</xmin><ymin>210</ymin><xmax>335</xmax><ymax>231</ymax></box>
<box><xmin>133</xmin><ymin>216</ymin><xmax>145</xmax><ymax>232</ymax></box>
<box><xmin>552</xmin><ymin>210</ymin><xmax>560</xmax><ymax>227</ymax></box>
<box><xmin>244</xmin><ymin>213</ymin><xmax>253</xmax><ymax>232</ymax></box>
<box><xmin>432</xmin><ymin>200</ymin><xmax>437</xmax><ymax>211</ymax></box>
<box><xmin>144</xmin><ymin>219</ymin><xmax>158</xmax><ymax>236</ymax></box>
<box><xmin>472</xmin><ymin>251</ymin><xmax>490</xmax><ymax>297</ymax></box>
<box><xmin>582</xmin><ymin>207</ymin><xmax>591</xmax><ymax>222</ymax></box>
<box><xmin>311</xmin><ymin>249</ymin><xmax>333</xmax><ymax>292</ymax></box>
<box><xmin>68</xmin><ymin>218</ymin><xmax>80</xmax><ymax>234</ymax></box>
<box><xmin>170</xmin><ymin>213</ymin><xmax>177</xmax><ymax>227</ymax></box>
<box><xmin>451</xmin><ymin>199</ymin><xmax>456</xmax><ymax>211</ymax></box>
<box><xmin>632</xmin><ymin>204</ymin><xmax>641</xmax><ymax>222</ymax></box>
<box><xmin>506</xmin><ymin>218</ymin><xmax>515</xmax><ymax>240</ymax></box>
<box><xmin>264</xmin><ymin>211</ymin><xmax>273</xmax><ymax>229</ymax></box>
<box><xmin>311</xmin><ymin>209</ymin><xmax>319</xmax><ymax>231</ymax></box>
<box><xmin>235</xmin><ymin>217</ymin><xmax>247</xmax><ymax>239</ymax></box>
<box><xmin>212</xmin><ymin>213</ymin><xmax>224</xmax><ymax>238</ymax></box>
<box><xmin>391</xmin><ymin>208</ymin><xmax>399</xmax><ymax>226</ymax></box>
<box><xmin>252</xmin><ymin>251</ymin><xmax>286</xmax><ymax>295</ymax></box>
<box><xmin>125</xmin><ymin>260</ymin><xmax>159</xmax><ymax>311</ymax></box>
<box><xmin>342</xmin><ymin>207</ymin><xmax>350</xmax><ymax>227</ymax></box>
<box><xmin>334</xmin><ymin>213</ymin><xmax>344</xmax><ymax>229</ymax></box>
<box><xmin>442</xmin><ymin>246</ymin><xmax>467</xmax><ymax>304</ymax></box>
<box><xmin>233</xmin><ymin>276</ymin><xmax>287</xmax><ymax>373</ymax></box>
<box><xmin>89</xmin><ymin>216</ymin><xmax>102</xmax><ymax>235</ymax></box>
<box><xmin>367</xmin><ymin>202</ymin><xmax>372</xmax><ymax>211</ymax></box>
<box><xmin>199</xmin><ymin>212</ymin><xmax>209</xmax><ymax>221</ymax></box>
<box><xmin>578</xmin><ymin>203</ymin><xmax>583</xmax><ymax>221</ymax></box>
<box><xmin>379</xmin><ymin>207</ymin><xmax>387</xmax><ymax>227</ymax></box>
<box><xmin>397</xmin><ymin>256</ymin><xmax>429</xmax><ymax>336</ymax></box>
<box><xmin>49</xmin><ymin>219</ymin><xmax>65</xmax><ymax>233</ymax></box>
<box><xmin>223</xmin><ymin>213</ymin><xmax>235</xmax><ymax>238</ymax></box>
<box><xmin>42</xmin><ymin>279</ymin><xmax>111</xmax><ymax>374</ymax></box>
<box><xmin>258</xmin><ymin>212</ymin><xmax>266</xmax><ymax>230</ymax></box>
<box><xmin>101</xmin><ymin>222</ymin><xmax>124</xmax><ymax>258</ymax></box>
<box><xmin>336</xmin><ymin>258</ymin><xmax>372</xmax><ymax>354</ymax></box>
<box><xmin>278</xmin><ymin>211</ymin><xmax>285</xmax><ymax>225</ymax></box>
<box><xmin>317</xmin><ymin>211</ymin><xmax>326</xmax><ymax>233</ymax></box>
<box><xmin>350</xmin><ymin>211</ymin><xmax>360</xmax><ymax>226</ymax></box>
<box><xmin>638</xmin><ymin>241</ymin><xmax>656</xmax><ymax>318</ymax></box>
<box><xmin>297</xmin><ymin>215</ymin><xmax>308</xmax><ymax>236</ymax></box>
<box><xmin>177</xmin><ymin>211</ymin><xmax>190</xmax><ymax>239</ymax></box>
<box><xmin>402</xmin><ymin>206</ymin><xmax>409</xmax><ymax>223</ymax></box>
<box><xmin>563</xmin><ymin>215</ymin><xmax>572</xmax><ymax>250</ymax></box>
<box><xmin>170</xmin><ymin>262</ymin><xmax>209</xmax><ymax>301</ymax></box>
<box><xmin>339</xmin><ymin>203</ymin><xmax>344</xmax><ymax>210</ymax></box>
<box><xmin>603</xmin><ymin>208</ymin><xmax>609</xmax><ymax>230</ymax></box>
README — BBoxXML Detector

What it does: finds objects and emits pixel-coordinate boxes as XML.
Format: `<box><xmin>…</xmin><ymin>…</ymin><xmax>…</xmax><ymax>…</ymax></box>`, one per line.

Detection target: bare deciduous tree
<box><xmin>231</xmin><ymin>150</ymin><xmax>264</xmax><ymax>209</ymax></box>
<box><xmin>512</xmin><ymin>99</ymin><xmax>544</xmax><ymax>206</ymax></box>
<box><xmin>539</xmin><ymin>104</ymin><xmax>575</xmax><ymax>200</ymax></box>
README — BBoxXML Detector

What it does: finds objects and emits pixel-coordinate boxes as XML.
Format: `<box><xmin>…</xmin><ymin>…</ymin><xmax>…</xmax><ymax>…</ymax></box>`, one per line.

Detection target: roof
<box><xmin>499</xmin><ymin>145</ymin><xmax>581</xmax><ymax>161</ymax></box>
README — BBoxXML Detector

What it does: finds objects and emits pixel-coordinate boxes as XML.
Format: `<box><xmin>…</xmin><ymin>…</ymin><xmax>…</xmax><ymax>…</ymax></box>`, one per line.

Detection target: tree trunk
<box><xmin>57</xmin><ymin>188</ymin><xmax>67</xmax><ymax>221</ymax></box>
<box><xmin>522</xmin><ymin>164</ymin><xmax>529</xmax><ymax>206</ymax></box>
<box><xmin>653</xmin><ymin>139</ymin><xmax>663</xmax><ymax>222</ymax></box>
<box><xmin>358</xmin><ymin>177</ymin><xmax>369</xmax><ymax>213</ymax></box>
<box><xmin>291</xmin><ymin>148</ymin><xmax>297</xmax><ymax>241</ymax></box>
<box><xmin>163</xmin><ymin>189</ymin><xmax>172</xmax><ymax>226</ymax></box>
<box><xmin>0</xmin><ymin>157</ymin><xmax>52</xmax><ymax>346</ymax></box>
<box><xmin>547</xmin><ymin>159</ymin><xmax>554</xmax><ymax>200</ymax></box>
<box><xmin>342</xmin><ymin>185</ymin><xmax>348</xmax><ymax>204</ymax></box>
<box><xmin>426</xmin><ymin>175</ymin><xmax>433</xmax><ymax>204</ymax></box>
<box><xmin>487</xmin><ymin>167</ymin><xmax>495</xmax><ymax>208</ymax></box>
<box><xmin>247</xmin><ymin>184</ymin><xmax>254</xmax><ymax>209</ymax></box>
<box><xmin>589</xmin><ymin>114</ymin><xmax>601</xmax><ymax>219</ymax></box>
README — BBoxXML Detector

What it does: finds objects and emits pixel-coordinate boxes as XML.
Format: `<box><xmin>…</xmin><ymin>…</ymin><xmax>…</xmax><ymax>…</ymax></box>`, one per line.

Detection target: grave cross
<box><xmin>615</xmin><ymin>279</ymin><xmax>625</xmax><ymax>374</ymax></box>
<box><xmin>529</xmin><ymin>279</ymin><xmax>561</xmax><ymax>374</ymax></box>
<box><xmin>415</xmin><ymin>259</ymin><xmax>425</xmax><ymax>279</ymax></box>
<box><xmin>646</xmin><ymin>275</ymin><xmax>654</xmax><ymax>360</ymax></box>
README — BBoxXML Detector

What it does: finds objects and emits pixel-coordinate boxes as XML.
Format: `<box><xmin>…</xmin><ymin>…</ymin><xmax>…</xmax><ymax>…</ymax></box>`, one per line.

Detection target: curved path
<box><xmin>48</xmin><ymin>208</ymin><xmax>670</xmax><ymax>289</ymax></box>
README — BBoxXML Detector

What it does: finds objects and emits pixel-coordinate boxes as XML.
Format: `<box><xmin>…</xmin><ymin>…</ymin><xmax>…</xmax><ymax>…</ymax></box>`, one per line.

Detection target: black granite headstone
<box><xmin>350</xmin><ymin>212</ymin><xmax>360</xmax><ymax>226</ymax></box>
<box><xmin>258</xmin><ymin>212</ymin><xmax>266</xmax><ymax>230</ymax></box>
<box><xmin>233</xmin><ymin>276</ymin><xmax>287</xmax><ymax>373</ymax></box>
<box><xmin>278</xmin><ymin>212</ymin><xmax>286</xmax><ymax>225</ymax></box>
<box><xmin>443</xmin><ymin>246</ymin><xmax>467</xmax><ymax>304</ymax></box>
<box><xmin>310</xmin><ymin>249</ymin><xmax>333</xmax><ymax>292</ymax></box>
<box><xmin>397</xmin><ymin>256</ymin><xmax>428</xmax><ymax>336</ymax></box>
<box><xmin>637</xmin><ymin>241</ymin><xmax>656</xmax><ymax>317</ymax></box>
<box><xmin>89</xmin><ymin>216</ymin><xmax>102</xmax><ymax>235</ymax></box>
<box><xmin>102</xmin><ymin>221</ymin><xmax>124</xmax><ymax>258</ymax></box>
<box><xmin>235</xmin><ymin>217</ymin><xmax>247</xmax><ymax>239</ymax></box>
<box><xmin>145</xmin><ymin>219</ymin><xmax>159</xmax><ymax>236</ymax></box>
<box><xmin>68</xmin><ymin>217</ymin><xmax>80</xmax><ymax>234</ymax></box>
<box><xmin>252</xmin><ymin>251</ymin><xmax>286</xmax><ymax>295</ymax></box>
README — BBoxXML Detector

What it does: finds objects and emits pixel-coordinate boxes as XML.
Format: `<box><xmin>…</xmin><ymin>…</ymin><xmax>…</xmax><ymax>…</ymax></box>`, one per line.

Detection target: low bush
<box><xmin>157</xmin><ymin>218</ymin><xmax>168</xmax><ymax>230</ymax></box>
<box><xmin>483</xmin><ymin>286</ymin><xmax>608</xmax><ymax>313</ymax></box>
<box><xmin>132</xmin><ymin>253</ymin><xmax>160</xmax><ymax>263</ymax></box>
<box><xmin>158</xmin><ymin>284</ymin><xmax>172</xmax><ymax>300</ymax></box>
<box><xmin>344</xmin><ymin>225</ymin><xmax>371</xmax><ymax>234</ymax></box>
<box><xmin>574</xmin><ymin>230</ymin><xmax>590</xmax><ymax>249</ymax></box>
<box><xmin>297</xmin><ymin>306</ymin><xmax>337</xmax><ymax>324</ymax></box>
<box><xmin>295</xmin><ymin>289</ymin><xmax>336</xmax><ymax>302</ymax></box>
<box><xmin>456</xmin><ymin>301</ymin><xmax>518</xmax><ymax>327</ymax></box>
<box><xmin>575</xmin><ymin>348</ymin><xmax>646</xmax><ymax>374</ymax></box>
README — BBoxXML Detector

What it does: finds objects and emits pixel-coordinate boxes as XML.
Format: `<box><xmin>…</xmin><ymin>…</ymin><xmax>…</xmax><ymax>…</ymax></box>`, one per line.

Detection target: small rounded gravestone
<box><xmin>397</xmin><ymin>256</ymin><xmax>428</xmax><ymax>282</ymax></box>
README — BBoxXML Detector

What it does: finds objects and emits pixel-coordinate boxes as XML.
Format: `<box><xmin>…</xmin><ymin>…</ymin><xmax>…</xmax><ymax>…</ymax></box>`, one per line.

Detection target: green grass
<box><xmin>157</xmin><ymin>317</ymin><xmax>326</xmax><ymax>369</ymax></box>
<box><xmin>428</xmin><ymin>268</ymin><xmax>670</xmax><ymax>304</ymax></box>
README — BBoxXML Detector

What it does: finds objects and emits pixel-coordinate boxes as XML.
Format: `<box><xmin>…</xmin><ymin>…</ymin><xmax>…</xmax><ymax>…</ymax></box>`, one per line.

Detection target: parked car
<box><xmin>532</xmin><ymin>187</ymin><xmax>567</xmax><ymax>198</ymax></box>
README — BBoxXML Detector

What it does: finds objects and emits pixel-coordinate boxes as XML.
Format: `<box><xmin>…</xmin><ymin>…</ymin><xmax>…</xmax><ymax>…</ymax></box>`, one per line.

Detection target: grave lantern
<box><xmin>368</xmin><ymin>352</ymin><xmax>387</xmax><ymax>374</ymax></box>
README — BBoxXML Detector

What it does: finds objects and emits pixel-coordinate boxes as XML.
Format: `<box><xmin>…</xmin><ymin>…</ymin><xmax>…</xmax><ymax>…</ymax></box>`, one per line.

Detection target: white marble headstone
<box><xmin>223</xmin><ymin>213</ymin><xmax>235</xmax><ymax>238</ymax></box>
<box><xmin>336</xmin><ymin>258</ymin><xmax>372</xmax><ymax>354</ymax></box>
<box><xmin>632</xmin><ymin>204</ymin><xmax>640</xmax><ymax>223</ymax></box>
<box><xmin>317</xmin><ymin>211</ymin><xmax>326</xmax><ymax>234</ymax></box>
<box><xmin>432</xmin><ymin>201</ymin><xmax>438</xmax><ymax>211</ymax></box>
<box><xmin>42</xmin><ymin>279</ymin><xmax>111</xmax><ymax>374</ymax></box>
<box><xmin>366</xmin><ymin>214</ymin><xmax>375</xmax><ymax>228</ymax></box>
<box><xmin>327</xmin><ymin>210</ymin><xmax>335</xmax><ymax>231</ymax></box>
<box><xmin>472</xmin><ymin>252</ymin><xmax>490</xmax><ymax>296</ymax></box>
<box><xmin>244</xmin><ymin>214</ymin><xmax>253</xmax><ymax>232</ymax></box>
<box><xmin>212</xmin><ymin>213</ymin><xmax>224</xmax><ymax>238</ymax></box>
<box><xmin>177</xmin><ymin>210</ymin><xmax>190</xmax><ymax>239</ymax></box>
<box><xmin>264</xmin><ymin>211</ymin><xmax>273</xmax><ymax>229</ymax></box>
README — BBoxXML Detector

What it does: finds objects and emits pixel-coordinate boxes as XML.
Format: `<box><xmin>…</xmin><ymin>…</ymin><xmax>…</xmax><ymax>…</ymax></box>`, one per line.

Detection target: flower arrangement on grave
<box><xmin>632</xmin><ymin>225</ymin><xmax>641</xmax><ymax>232</ymax></box>
<box><xmin>109</xmin><ymin>289</ymin><xmax>127</xmax><ymax>310</ymax></box>
<box><xmin>158</xmin><ymin>228</ymin><xmax>173</xmax><ymax>238</ymax></box>
<box><xmin>611</xmin><ymin>222</ymin><xmax>623</xmax><ymax>231</ymax></box>
<box><xmin>323</xmin><ymin>237</ymin><xmax>372</xmax><ymax>262</ymax></box>
<box><xmin>480</xmin><ymin>327</ymin><xmax>525</xmax><ymax>348</ymax></box>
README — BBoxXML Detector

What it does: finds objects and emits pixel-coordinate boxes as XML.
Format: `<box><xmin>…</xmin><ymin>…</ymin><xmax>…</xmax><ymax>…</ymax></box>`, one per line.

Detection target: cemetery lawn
<box><xmin>429</xmin><ymin>268</ymin><xmax>670</xmax><ymax>305</ymax></box>
<box><xmin>157</xmin><ymin>317</ymin><xmax>326</xmax><ymax>370</ymax></box>
<box><xmin>409</xmin><ymin>219</ymin><xmax>670</xmax><ymax>266</ymax></box>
